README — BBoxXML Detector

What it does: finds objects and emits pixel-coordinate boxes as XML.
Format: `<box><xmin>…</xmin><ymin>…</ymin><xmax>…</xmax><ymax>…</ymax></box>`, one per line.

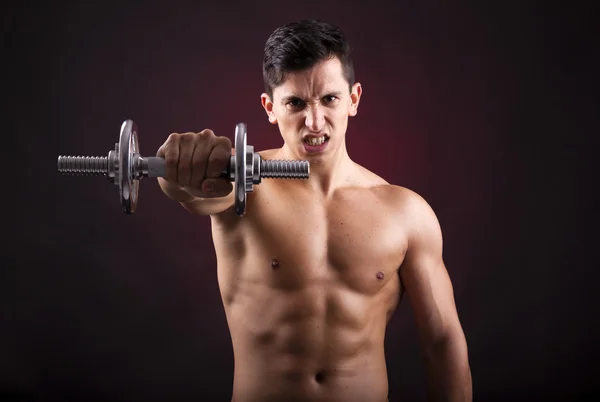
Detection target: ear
<box><xmin>348</xmin><ymin>82</ymin><xmax>362</xmax><ymax>117</ymax></box>
<box><xmin>261</xmin><ymin>93</ymin><xmax>278</xmax><ymax>124</ymax></box>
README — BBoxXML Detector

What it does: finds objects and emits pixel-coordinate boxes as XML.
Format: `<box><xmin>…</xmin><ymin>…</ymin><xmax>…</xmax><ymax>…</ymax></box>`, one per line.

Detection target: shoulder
<box><xmin>373</xmin><ymin>184</ymin><xmax>443</xmax><ymax>239</ymax></box>
<box><xmin>381</xmin><ymin>185</ymin><xmax>433</xmax><ymax>213</ymax></box>
<box><xmin>349</xmin><ymin>164</ymin><xmax>428</xmax><ymax>213</ymax></box>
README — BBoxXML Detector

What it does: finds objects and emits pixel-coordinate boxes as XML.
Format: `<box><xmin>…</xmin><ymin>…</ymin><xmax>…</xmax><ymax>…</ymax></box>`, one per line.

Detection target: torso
<box><xmin>210</xmin><ymin>152</ymin><xmax>410</xmax><ymax>402</ymax></box>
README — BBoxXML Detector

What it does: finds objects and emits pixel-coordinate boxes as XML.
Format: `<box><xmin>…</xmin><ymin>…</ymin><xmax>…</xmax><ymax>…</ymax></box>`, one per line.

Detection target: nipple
<box><xmin>376</xmin><ymin>271</ymin><xmax>385</xmax><ymax>280</ymax></box>
<box><xmin>271</xmin><ymin>258</ymin><xmax>280</xmax><ymax>269</ymax></box>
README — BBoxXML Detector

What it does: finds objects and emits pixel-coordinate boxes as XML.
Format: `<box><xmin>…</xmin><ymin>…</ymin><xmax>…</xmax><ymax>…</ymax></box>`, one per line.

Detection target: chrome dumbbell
<box><xmin>57</xmin><ymin>120</ymin><xmax>310</xmax><ymax>216</ymax></box>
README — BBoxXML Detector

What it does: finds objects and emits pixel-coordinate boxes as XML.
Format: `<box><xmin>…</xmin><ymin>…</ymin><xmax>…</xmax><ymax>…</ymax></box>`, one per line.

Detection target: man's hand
<box><xmin>156</xmin><ymin>129</ymin><xmax>233</xmax><ymax>202</ymax></box>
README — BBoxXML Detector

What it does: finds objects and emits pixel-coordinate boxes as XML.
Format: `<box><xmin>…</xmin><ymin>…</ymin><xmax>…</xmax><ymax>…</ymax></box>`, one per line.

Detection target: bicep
<box><xmin>399</xmin><ymin>196</ymin><xmax>461</xmax><ymax>345</ymax></box>
<box><xmin>401</xmin><ymin>256</ymin><xmax>459</xmax><ymax>345</ymax></box>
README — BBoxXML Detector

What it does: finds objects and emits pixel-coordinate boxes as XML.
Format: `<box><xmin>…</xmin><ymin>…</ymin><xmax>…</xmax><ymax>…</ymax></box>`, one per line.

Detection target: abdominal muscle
<box><xmin>210</xmin><ymin>176</ymin><xmax>404</xmax><ymax>402</ymax></box>
<box><xmin>219</xmin><ymin>265</ymin><xmax>394</xmax><ymax>402</ymax></box>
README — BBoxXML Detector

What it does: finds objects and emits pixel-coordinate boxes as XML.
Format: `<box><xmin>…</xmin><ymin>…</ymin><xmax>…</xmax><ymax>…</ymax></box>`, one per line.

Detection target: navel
<box><xmin>315</xmin><ymin>371</ymin><xmax>325</xmax><ymax>384</ymax></box>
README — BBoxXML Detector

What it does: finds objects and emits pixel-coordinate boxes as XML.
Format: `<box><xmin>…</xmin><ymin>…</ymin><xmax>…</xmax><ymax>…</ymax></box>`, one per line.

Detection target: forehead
<box><xmin>273</xmin><ymin>57</ymin><xmax>347</xmax><ymax>100</ymax></box>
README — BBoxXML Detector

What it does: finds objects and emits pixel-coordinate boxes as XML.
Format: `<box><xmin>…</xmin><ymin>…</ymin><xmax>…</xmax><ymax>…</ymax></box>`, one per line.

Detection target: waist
<box><xmin>231</xmin><ymin>352</ymin><xmax>389</xmax><ymax>402</ymax></box>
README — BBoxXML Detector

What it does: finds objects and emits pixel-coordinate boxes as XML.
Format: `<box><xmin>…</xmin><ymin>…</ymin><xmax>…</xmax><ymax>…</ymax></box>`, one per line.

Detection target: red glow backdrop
<box><xmin>4</xmin><ymin>1</ymin><xmax>597</xmax><ymax>401</ymax></box>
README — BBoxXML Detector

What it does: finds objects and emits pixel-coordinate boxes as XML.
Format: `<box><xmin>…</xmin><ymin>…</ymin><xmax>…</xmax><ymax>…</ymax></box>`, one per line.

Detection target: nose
<box><xmin>304</xmin><ymin>103</ymin><xmax>325</xmax><ymax>132</ymax></box>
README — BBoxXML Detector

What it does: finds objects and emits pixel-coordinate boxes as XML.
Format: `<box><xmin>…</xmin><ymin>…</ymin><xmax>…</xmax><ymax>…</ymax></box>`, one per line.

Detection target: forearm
<box><xmin>423</xmin><ymin>331</ymin><xmax>472</xmax><ymax>402</ymax></box>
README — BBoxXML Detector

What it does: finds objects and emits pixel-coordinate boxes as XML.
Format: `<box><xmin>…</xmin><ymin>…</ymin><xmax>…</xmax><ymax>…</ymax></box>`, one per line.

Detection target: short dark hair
<box><xmin>262</xmin><ymin>20</ymin><xmax>355</xmax><ymax>99</ymax></box>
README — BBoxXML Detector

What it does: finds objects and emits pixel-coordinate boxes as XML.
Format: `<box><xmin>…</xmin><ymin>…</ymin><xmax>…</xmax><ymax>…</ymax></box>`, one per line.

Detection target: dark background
<box><xmin>3</xmin><ymin>0</ymin><xmax>598</xmax><ymax>401</ymax></box>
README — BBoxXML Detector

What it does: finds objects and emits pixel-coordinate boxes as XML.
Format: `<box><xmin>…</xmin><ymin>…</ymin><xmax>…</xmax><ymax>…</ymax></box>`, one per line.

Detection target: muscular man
<box><xmin>157</xmin><ymin>20</ymin><xmax>472</xmax><ymax>402</ymax></box>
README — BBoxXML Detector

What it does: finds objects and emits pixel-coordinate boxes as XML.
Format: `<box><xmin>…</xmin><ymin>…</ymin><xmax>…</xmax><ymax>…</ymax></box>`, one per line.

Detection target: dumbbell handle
<box><xmin>57</xmin><ymin>154</ymin><xmax>310</xmax><ymax>181</ymax></box>
<box><xmin>57</xmin><ymin>120</ymin><xmax>309</xmax><ymax>216</ymax></box>
<box><xmin>134</xmin><ymin>155</ymin><xmax>227</xmax><ymax>179</ymax></box>
<box><xmin>141</xmin><ymin>156</ymin><xmax>310</xmax><ymax>180</ymax></box>
<box><xmin>143</xmin><ymin>156</ymin><xmax>169</xmax><ymax>178</ymax></box>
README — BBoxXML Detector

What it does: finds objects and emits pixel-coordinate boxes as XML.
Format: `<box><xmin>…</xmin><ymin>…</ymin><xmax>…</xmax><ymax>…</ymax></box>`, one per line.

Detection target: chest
<box><xmin>239</xmin><ymin>183</ymin><xmax>408</xmax><ymax>295</ymax></box>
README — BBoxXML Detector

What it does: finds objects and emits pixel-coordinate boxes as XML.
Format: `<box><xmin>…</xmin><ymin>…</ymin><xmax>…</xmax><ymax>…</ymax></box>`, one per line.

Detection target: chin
<box><xmin>299</xmin><ymin>147</ymin><xmax>332</xmax><ymax>166</ymax></box>
<box><xmin>306</xmin><ymin>156</ymin><xmax>330</xmax><ymax>167</ymax></box>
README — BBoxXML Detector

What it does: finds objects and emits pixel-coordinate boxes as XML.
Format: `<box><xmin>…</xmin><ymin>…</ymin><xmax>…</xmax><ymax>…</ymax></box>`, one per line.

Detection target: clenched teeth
<box><xmin>304</xmin><ymin>136</ymin><xmax>326</xmax><ymax>146</ymax></box>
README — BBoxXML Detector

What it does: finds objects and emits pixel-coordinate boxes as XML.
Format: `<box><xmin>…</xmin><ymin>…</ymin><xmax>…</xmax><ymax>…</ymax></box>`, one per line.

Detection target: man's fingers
<box><xmin>177</xmin><ymin>134</ymin><xmax>195</xmax><ymax>186</ymax></box>
<box><xmin>161</xmin><ymin>134</ymin><xmax>180</xmax><ymax>183</ymax></box>
<box><xmin>157</xmin><ymin>129</ymin><xmax>232</xmax><ymax>199</ymax></box>
<box><xmin>205</xmin><ymin>136</ymin><xmax>232</xmax><ymax>178</ymax></box>
<box><xmin>190</xmin><ymin>130</ymin><xmax>215</xmax><ymax>189</ymax></box>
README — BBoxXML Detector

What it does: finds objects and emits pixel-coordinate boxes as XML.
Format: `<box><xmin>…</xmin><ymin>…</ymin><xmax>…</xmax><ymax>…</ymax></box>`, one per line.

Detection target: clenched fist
<box><xmin>156</xmin><ymin>129</ymin><xmax>232</xmax><ymax>200</ymax></box>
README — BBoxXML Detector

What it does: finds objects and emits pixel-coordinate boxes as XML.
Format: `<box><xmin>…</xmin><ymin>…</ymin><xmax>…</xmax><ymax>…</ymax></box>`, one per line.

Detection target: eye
<box><xmin>322</xmin><ymin>95</ymin><xmax>339</xmax><ymax>104</ymax></box>
<box><xmin>286</xmin><ymin>98</ymin><xmax>305</xmax><ymax>109</ymax></box>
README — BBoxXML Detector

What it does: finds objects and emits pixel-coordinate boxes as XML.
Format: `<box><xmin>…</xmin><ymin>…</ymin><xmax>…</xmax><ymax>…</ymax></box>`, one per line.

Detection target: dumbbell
<box><xmin>57</xmin><ymin>120</ymin><xmax>310</xmax><ymax>216</ymax></box>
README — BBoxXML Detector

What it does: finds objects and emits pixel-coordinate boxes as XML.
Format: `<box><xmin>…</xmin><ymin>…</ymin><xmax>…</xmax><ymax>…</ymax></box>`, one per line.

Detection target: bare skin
<box><xmin>157</xmin><ymin>58</ymin><xmax>472</xmax><ymax>401</ymax></box>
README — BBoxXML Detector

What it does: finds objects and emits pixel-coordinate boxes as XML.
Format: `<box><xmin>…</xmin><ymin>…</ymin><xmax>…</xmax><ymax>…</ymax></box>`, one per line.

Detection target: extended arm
<box><xmin>399</xmin><ymin>193</ymin><xmax>472</xmax><ymax>401</ymax></box>
<box><xmin>157</xmin><ymin>177</ymin><xmax>234</xmax><ymax>216</ymax></box>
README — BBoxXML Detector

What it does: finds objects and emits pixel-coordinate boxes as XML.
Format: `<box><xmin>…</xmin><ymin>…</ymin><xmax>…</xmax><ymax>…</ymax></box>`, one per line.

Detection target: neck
<box><xmin>278</xmin><ymin>140</ymin><xmax>354</xmax><ymax>196</ymax></box>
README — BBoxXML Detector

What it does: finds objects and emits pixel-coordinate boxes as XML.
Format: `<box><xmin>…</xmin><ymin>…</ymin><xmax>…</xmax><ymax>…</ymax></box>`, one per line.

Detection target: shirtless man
<box><xmin>156</xmin><ymin>20</ymin><xmax>472</xmax><ymax>402</ymax></box>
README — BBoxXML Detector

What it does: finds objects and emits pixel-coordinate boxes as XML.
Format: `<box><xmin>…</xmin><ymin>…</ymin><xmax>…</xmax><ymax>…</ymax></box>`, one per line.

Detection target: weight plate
<box><xmin>234</xmin><ymin>123</ymin><xmax>247</xmax><ymax>216</ymax></box>
<box><xmin>118</xmin><ymin>120</ymin><xmax>139</xmax><ymax>214</ymax></box>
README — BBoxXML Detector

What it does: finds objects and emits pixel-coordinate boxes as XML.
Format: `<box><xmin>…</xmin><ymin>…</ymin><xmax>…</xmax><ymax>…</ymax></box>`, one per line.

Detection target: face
<box><xmin>261</xmin><ymin>57</ymin><xmax>362</xmax><ymax>165</ymax></box>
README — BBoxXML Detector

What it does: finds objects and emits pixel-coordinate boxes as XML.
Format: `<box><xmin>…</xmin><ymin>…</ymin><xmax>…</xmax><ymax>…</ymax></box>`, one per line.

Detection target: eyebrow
<box><xmin>280</xmin><ymin>91</ymin><xmax>344</xmax><ymax>103</ymax></box>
